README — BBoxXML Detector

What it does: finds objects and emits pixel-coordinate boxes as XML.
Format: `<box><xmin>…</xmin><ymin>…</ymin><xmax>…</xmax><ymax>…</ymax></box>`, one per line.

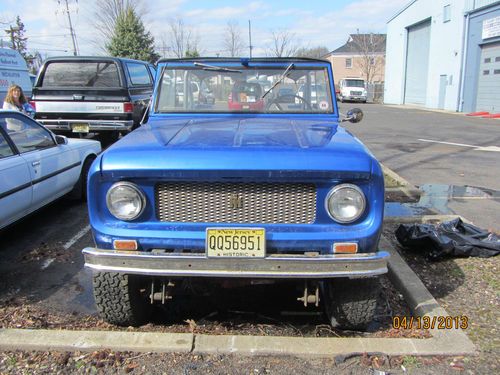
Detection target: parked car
<box><xmin>31</xmin><ymin>56</ymin><xmax>154</xmax><ymax>145</ymax></box>
<box><xmin>0</xmin><ymin>110</ymin><xmax>101</xmax><ymax>230</ymax></box>
<box><xmin>228</xmin><ymin>81</ymin><xmax>265</xmax><ymax>111</ymax></box>
<box><xmin>338</xmin><ymin>78</ymin><xmax>367</xmax><ymax>103</ymax></box>
<box><xmin>83</xmin><ymin>57</ymin><xmax>388</xmax><ymax>330</ymax></box>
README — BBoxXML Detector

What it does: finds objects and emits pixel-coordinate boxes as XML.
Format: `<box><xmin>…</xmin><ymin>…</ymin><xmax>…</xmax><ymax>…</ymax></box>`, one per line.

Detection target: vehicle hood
<box><xmin>100</xmin><ymin>117</ymin><xmax>374</xmax><ymax>180</ymax></box>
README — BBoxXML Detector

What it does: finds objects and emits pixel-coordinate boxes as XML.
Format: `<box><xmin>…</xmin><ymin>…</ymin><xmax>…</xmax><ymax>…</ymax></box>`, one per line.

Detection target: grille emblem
<box><xmin>229</xmin><ymin>193</ymin><xmax>242</xmax><ymax>209</ymax></box>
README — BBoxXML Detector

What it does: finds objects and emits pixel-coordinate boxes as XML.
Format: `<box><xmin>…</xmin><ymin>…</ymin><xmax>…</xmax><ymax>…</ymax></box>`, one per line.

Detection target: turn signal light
<box><xmin>333</xmin><ymin>242</ymin><xmax>358</xmax><ymax>254</ymax></box>
<box><xmin>113</xmin><ymin>240</ymin><xmax>138</xmax><ymax>251</ymax></box>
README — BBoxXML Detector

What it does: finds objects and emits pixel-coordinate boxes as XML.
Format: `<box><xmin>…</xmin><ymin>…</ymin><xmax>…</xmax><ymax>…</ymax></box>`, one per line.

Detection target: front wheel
<box><xmin>93</xmin><ymin>272</ymin><xmax>152</xmax><ymax>326</ymax></box>
<box><xmin>322</xmin><ymin>277</ymin><xmax>380</xmax><ymax>330</ymax></box>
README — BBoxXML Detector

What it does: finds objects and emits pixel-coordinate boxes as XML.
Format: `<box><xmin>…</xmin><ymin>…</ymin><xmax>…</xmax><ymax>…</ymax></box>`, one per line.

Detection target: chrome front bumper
<box><xmin>82</xmin><ymin>248</ymin><xmax>390</xmax><ymax>278</ymax></box>
<box><xmin>39</xmin><ymin>119</ymin><xmax>134</xmax><ymax>132</ymax></box>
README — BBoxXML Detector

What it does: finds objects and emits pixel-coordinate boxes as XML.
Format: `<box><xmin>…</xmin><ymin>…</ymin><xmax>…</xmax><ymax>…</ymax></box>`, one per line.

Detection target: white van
<box><xmin>0</xmin><ymin>48</ymin><xmax>32</xmax><ymax>103</ymax></box>
<box><xmin>338</xmin><ymin>78</ymin><xmax>367</xmax><ymax>103</ymax></box>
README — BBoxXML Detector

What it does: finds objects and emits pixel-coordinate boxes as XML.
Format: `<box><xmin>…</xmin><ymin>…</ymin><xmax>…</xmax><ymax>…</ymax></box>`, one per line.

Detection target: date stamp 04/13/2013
<box><xmin>392</xmin><ymin>315</ymin><xmax>469</xmax><ymax>330</ymax></box>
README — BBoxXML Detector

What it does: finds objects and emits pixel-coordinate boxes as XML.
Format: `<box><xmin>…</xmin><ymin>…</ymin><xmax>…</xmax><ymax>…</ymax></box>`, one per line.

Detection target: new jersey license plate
<box><xmin>206</xmin><ymin>228</ymin><xmax>265</xmax><ymax>258</ymax></box>
<box><xmin>72</xmin><ymin>123</ymin><xmax>89</xmax><ymax>133</ymax></box>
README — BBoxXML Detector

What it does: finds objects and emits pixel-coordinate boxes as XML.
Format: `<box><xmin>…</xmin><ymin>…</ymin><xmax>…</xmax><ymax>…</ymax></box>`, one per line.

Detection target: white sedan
<box><xmin>0</xmin><ymin>110</ymin><xmax>101</xmax><ymax>230</ymax></box>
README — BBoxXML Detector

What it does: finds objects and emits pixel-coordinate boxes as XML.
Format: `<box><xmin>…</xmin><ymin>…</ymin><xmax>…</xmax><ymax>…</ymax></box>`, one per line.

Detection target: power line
<box><xmin>58</xmin><ymin>0</ymin><xmax>79</xmax><ymax>55</ymax></box>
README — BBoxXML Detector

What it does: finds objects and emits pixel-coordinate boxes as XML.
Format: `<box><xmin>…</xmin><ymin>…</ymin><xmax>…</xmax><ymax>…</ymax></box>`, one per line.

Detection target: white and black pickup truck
<box><xmin>31</xmin><ymin>57</ymin><xmax>155</xmax><ymax>144</ymax></box>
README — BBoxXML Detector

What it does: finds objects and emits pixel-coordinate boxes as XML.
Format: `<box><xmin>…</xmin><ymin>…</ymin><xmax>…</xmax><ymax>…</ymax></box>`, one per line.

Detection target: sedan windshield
<box><xmin>155</xmin><ymin>65</ymin><xmax>333</xmax><ymax>114</ymax></box>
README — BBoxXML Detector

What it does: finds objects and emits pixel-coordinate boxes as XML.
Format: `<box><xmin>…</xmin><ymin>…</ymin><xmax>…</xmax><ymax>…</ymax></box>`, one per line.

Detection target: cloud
<box><xmin>1</xmin><ymin>0</ymin><xmax>408</xmax><ymax>58</ymax></box>
<box><xmin>184</xmin><ymin>1</ymin><xmax>269</xmax><ymax>20</ymax></box>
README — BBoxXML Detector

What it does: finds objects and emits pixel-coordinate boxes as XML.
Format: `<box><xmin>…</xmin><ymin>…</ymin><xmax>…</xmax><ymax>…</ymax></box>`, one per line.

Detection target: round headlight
<box><xmin>326</xmin><ymin>184</ymin><xmax>366</xmax><ymax>223</ymax></box>
<box><xmin>106</xmin><ymin>182</ymin><xmax>145</xmax><ymax>221</ymax></box>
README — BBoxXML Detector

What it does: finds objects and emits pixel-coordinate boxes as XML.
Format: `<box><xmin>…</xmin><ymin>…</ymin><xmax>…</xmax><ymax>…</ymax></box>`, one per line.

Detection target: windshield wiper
<box><xmin>261</xmin><ymin>63</ymin><xmax>294</xmax><ymax>99</ymax></box>
<box><xmin>193</xmin><ymin>62</ymin><xmax>242</xmax><ymax>73</ymax></box>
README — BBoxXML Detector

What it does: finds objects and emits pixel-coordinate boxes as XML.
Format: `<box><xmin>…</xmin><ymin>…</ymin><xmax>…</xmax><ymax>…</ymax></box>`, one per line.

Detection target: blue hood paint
<box><xmin>100</xmin><ymin>116</ymin><xmax>374</xmax><ymax>180</ymax></box>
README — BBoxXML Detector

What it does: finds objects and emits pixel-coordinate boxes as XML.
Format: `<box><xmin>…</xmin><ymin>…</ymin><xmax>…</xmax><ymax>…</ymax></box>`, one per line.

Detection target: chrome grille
<box><xmin>156</xmin><ymin>182</ymin><xmax>316</xmax><ymax>224</ymax></box>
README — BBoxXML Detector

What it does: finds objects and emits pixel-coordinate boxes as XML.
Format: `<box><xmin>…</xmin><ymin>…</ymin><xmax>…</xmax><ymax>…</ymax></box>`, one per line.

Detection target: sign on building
<box><xmin>482</xmin><ymin>16</ymin><xmax>500</xmax><ymax>39</ymax></box>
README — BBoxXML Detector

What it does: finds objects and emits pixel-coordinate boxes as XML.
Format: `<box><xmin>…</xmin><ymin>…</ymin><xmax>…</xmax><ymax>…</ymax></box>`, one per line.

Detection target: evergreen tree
<box><xmin>12</xmin><ymin>16</ymin><xmax>28</xmax><ymax>57</ymax></box>
<box><xmin>107</xmin><ymin>8</ymin><xmax>159</xmax><ymax>63</ymax></box>
<box><xmin>185</xmin><ymin>49</ymin><xmax>200</xmax><ymax>58</ymax></box>
<box><xmin>7</xmin><ymin>16</ymin><xmax>36</xmax><ymax>71</ymax></box>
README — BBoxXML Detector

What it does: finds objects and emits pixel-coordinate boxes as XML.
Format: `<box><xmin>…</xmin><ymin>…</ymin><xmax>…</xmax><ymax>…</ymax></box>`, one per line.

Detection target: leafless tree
<box><xmin>168</xmin><ymin>17</ymin><xmax>201</xmax><ymax>58</ymax></box>
<box><xmin>267</xmin><ymin>29</ymin><xmax>298</xmax><ymax>57</ymax></box>
<box><xmin>223</xmin><ymin>20</ymin><xmax>244</xmax><ymax>57</ymax></box>
<box><xmin>92</xmin><ymin>0</ymin><xmax>147</xmax><ymax>50</ymax></box>
<box><xmin>349</xmin><ymin>33</ymin><xmax>386</xmax><ymax>83</ymax></box>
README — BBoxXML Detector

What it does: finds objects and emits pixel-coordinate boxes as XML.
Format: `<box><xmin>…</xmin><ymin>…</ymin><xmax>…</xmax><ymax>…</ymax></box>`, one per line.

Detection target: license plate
<box><xmin>206</xmin><ymin>228</ymin><xmax>265</xmax><ymax>258</ymax></box>
<box><xmin>242</xmin><ymin>105</ymin><xmax>250</xmax><ymax>110</ymax></box>
<box><xmin>72</xmin><ymin>123</ymin><xmax>89</xmax><ymax>133</ymax></box>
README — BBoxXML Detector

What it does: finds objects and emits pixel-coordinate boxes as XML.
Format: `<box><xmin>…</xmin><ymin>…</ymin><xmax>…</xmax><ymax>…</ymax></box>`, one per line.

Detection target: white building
<box><xmin>385</xmin><ymin>0</ymin><xmax>500</xmax><ymax>113</ymax></box>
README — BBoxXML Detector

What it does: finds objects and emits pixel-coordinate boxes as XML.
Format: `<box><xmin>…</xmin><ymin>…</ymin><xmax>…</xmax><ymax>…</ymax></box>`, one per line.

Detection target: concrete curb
<box><xmin>381</xmin><ymin>236</ymin><xmax>476</xmax><ymax>354</ymax></box>
<box><xmin>0</xmin><ymin>330</ymin><xmax>193</xmax><ymax>353</ymax></box>
<box><xmin>384</xmin><ymin>214</ymin><xmax>472</xmax><ymax>224</ymax></box>
<box><xmin>381</xmin><ymin>164</ymin><xmax>422</xmax><ymax>202</ymax></box>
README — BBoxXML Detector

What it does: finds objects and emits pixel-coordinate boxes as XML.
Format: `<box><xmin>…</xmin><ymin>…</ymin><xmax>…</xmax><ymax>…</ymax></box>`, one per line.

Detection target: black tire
<box><xmin>69</xmin><ymin>156</ymin><xmax>95</xmax><ymax>201</ymax></box>
<box><xmin>322</xmin><ymin>277</ymin><xmax>380</xmax><ymax>330</ymax></box>
<box><xmin>93</xmin><ymin>272</ymin><xmax>152</xmax><ymax>326</ymax></box>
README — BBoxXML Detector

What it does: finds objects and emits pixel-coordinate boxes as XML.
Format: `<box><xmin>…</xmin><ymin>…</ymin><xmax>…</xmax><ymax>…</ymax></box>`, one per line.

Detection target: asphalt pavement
<box><xmin>339</xmin><ymin>102</ymin><xmax>500</xmax><ymax>230</ymax></box>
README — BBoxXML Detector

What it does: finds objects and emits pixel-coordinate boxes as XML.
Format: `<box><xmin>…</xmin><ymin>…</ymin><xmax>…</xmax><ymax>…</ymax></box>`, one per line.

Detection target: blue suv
<box><xmin>83</xmin><ymin>58</ymin><xmax>388</xmax><ymax>330</ymax></box>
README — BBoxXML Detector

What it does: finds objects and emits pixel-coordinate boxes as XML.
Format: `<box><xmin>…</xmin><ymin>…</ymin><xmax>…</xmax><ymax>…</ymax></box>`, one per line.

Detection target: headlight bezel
<box><xmin>325</xmin><ymin>183</ymin><xmax>366</xmax><ymax>224</ymax></box>
<box><xmin>106</xmin><ymin>181</ymin><xmax>146</xmax><ymax>221</ymax></box>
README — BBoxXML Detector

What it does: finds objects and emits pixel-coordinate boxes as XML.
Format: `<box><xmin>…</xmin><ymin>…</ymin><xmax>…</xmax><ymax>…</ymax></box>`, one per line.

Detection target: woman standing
<box><xmin>2</xmin><ymin>84</ymin><xmax>35</xmax><ymax>117</ymax></box>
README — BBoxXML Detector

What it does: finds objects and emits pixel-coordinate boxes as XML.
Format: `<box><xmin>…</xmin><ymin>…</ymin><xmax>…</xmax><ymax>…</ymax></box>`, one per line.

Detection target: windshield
<box><xmin>42</xmin><ymin>61</ymin><xmax>121</xmax><ymax>88</ymax></box>
<box><xmin>345</xmin><ymin>79</ymin><xmax>365</xmax><ymax>88</ymax></box>
<box><xmin>155</xmin><ymin>64</ymin><xmax>333</xmax><ymax>114</ymax></box>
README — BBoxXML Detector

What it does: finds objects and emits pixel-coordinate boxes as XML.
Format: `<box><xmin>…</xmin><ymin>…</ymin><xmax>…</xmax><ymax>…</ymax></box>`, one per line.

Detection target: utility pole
<box><xmin>248</xmin><ymin>20</ymin><xmax>253</xmax><ymax>58</ymax></box>
<box><xmin>62</xmin><ymin>0</ymin><xmax>78</xmax><ymax>56</ymax></box>
<box><xmin>4</xmin><ymin>26</ymin><xmax>19</xmax><ymax>49</ymax></box>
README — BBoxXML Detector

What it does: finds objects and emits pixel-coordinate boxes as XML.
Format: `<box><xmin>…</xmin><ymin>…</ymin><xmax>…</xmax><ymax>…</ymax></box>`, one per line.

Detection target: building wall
<box><xmin>326</xmin><ymin>54</ymin><xmax>385</xmax><ymax>85</ymax></box>
<box><xmin>462</xmin><ymin>3</ymin><xmax>500</xmax><ymax>112</ymax></box>
<box><xmin>384</xmin><ymin>0</ymin><xmax>466</xmax><ymax>110</ymax></box>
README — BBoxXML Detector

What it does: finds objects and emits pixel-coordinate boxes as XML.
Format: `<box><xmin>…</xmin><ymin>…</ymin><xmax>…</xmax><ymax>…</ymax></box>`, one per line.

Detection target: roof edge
<box><xmin>157</xmin><ymin>57</ymin><xmax>330</xmax><ymax>64</ymax></box>
<box><xmin>387</xmin><ymin>0</ymin><xmax>418</xmax><ymax>24</ymax></box>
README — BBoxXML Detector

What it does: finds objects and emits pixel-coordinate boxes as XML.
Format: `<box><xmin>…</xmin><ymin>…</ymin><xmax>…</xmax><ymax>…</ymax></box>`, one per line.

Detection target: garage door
<box><xmin>476</xmin><ymin>43</ymin><xmax>500</xmax><ymax>113</ymax></box>
<box><xmin>404</xmin><ymin>20</ymin><xmax>431</xmax><ymax>105</ymax></box>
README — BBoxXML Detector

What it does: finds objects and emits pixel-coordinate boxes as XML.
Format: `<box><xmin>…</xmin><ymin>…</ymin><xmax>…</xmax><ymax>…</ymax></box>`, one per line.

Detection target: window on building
<box><xmin>496</xmin><ymin>57</ymin><xmax>500</xmax><ymax>62</ymax></box>
<box><xmin>483</xmin><ymin>70</ymin><xmax>490</xmax><ymax>75</ymax></box>
<box><xmin>443</xmin><ymin>4</ymin><xmax>451</xmax><ymax>23</ymax></box>
<box><xmin>345</xmin><ymin>58</ymin><xmax>352</xmax><ymax>68</ymax></box>
<box><xmin>494</xmin><ymin>69</ymin><xmax>500</xmax><ymax>75</ymax></box>
<box><xmin>484</xmin><ymin>58</ymin><xmax>491</xmax><ymax>63</ymax></box>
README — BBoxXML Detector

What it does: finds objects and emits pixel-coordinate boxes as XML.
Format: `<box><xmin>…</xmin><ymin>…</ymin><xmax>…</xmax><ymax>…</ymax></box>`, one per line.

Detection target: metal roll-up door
<box><xmin>404</xmin><ymin>20</ymin><xmax>431</xmax><ymax>105</ymax></box>
<box><xmin>476</xmin><ymin>43</ymin><xmax>500</xmax><ymax>113</ymax></box>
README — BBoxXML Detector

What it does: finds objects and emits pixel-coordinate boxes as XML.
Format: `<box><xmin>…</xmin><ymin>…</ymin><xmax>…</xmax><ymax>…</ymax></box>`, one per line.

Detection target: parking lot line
<box><xmin>63</xmin><ymin>225</ymin><xmax>91</xmax><ymax>250</ymax></box>
<box><xmin>418</xmin><ymin>138</ymin><xmax>500</xmax><ymax>152</ymax></box>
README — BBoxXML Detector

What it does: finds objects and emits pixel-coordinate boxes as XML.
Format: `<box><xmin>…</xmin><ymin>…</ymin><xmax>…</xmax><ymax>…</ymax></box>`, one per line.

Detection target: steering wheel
<box><xmin>265</xmin><ymin>94</ymin><xmax>312</xmax><ymax>111</ymax></box>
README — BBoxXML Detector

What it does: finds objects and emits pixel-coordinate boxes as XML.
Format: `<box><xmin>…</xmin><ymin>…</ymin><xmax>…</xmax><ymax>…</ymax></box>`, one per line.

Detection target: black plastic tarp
<box><xmin>396</xmin><ymin>218</ymin><xmax>500</xmax><ymax>260</ymax></box>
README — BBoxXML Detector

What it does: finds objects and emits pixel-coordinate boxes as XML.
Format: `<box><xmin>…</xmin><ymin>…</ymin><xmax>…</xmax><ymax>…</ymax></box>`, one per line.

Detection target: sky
<box><xmin>0</xmin><ymin>0</ymin><xmax>409</xmax><ymax>59</ymax></box>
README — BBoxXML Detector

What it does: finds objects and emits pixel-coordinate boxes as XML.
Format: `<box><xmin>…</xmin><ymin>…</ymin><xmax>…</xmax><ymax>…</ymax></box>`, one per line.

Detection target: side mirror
<box><xmin>55</xmin><ymin>135</ymin><xmax>68</xmax><ymax>145</ymax></box>
<box><xmin>342</xmin><ymin>108</ymin><xmax>364</xmax><ymax>123</ymax></box>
